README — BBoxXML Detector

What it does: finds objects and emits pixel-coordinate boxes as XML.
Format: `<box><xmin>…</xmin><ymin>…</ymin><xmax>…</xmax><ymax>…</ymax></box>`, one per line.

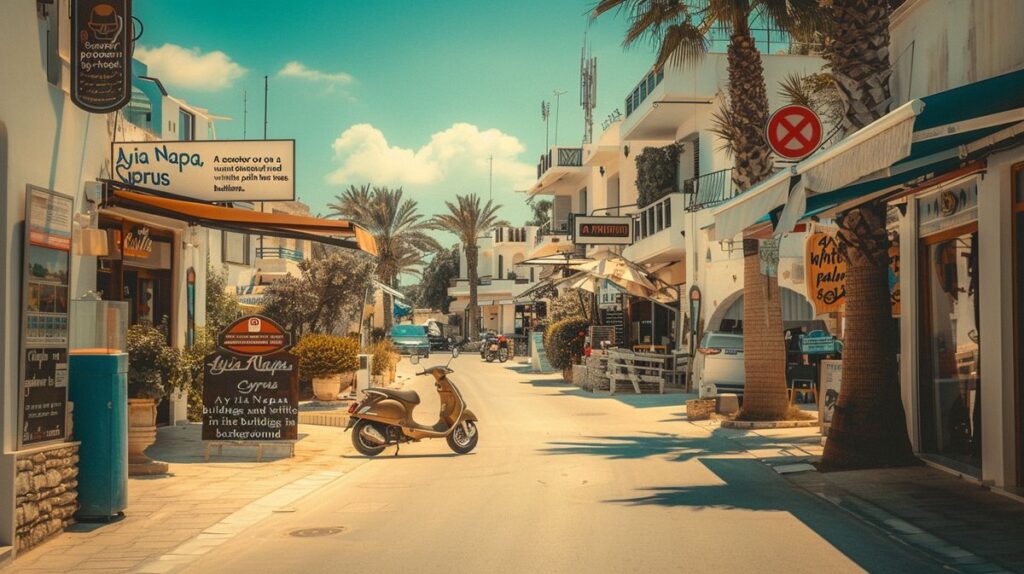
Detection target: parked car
<box><xmin>693</xmin><ymin>331</ymin><xmax>744</xmax><ymax>398</ymax></box>
<box><xmin>390</xmin><ymin>325</ymin><xmax>430</xmax><ymax>358</ymax></box>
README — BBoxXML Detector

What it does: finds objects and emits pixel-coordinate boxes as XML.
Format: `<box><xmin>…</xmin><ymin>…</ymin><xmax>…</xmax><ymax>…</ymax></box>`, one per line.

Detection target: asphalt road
<box><xmin>187</xmin><ymin>355</ymin><xmax>945</xmax><ymax>574</ymax></box>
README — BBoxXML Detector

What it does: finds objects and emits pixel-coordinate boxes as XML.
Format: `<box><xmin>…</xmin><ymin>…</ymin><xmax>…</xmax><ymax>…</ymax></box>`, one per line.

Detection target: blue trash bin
<box><xmin>69</xmin><ymin>353</ymin><xmax>128</xmax><ymax>522</ymax></box>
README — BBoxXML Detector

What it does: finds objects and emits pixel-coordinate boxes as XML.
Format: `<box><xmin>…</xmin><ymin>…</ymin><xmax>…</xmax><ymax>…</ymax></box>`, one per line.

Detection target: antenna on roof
<box><xmin>580</xmin><ymin>27</ymin><xmax>597</xmax><ymax>144</ymax></box>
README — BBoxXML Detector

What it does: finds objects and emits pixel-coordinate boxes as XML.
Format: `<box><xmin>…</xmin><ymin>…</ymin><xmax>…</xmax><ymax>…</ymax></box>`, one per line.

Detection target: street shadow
<box><xmin>540</xmin><ymin>428</ymin><xmax>819</xmax><ymax>466</ymax></box>
<box><xmin>144</xmin><ymin>425</ymin><xmax>309</xmax><ymax>465</ymax></box>
<box><xmin>604</xmin><ymin>458</ymin><xmax>945</xmax><ymax>574</ymax></box>
<box><xmin>550</xmin><ymin>387</ymin><xmax>692</xmax><ymax>409</ymax></box>
<box><xmin>658</xmin><ymin>411</ymin><xmax>689</xmax><ymax>423</ymax></box>
<box><xmin>342</xmin><ymin>452</ymin><xmax>472</xmax><ymax>460</ymax></box>
<box><xmin>520</xmin><ymin>378</ymin><xmax>570</xmax><ymax>388</ymax></box>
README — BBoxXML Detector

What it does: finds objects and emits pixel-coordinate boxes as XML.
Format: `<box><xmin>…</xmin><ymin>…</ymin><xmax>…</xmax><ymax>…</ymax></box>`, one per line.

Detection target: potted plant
<box><xmin>544</xmin><ymin>317</ymin><xmax>590</xmax><ymax>382</ymax></box>
<box><xmin>126</xmin><ymin>322</ymin><xmax>182</xmax><ymax>475</ymax></box>
<box><xmin>293</xmin><ymin>334</ymin><xmax>359</xmax><ymax>401</ymax></box>
<box><xmin>367</xmin><ymin>340</ymin><xmax>398</xmax><ymax>386</ymax></box>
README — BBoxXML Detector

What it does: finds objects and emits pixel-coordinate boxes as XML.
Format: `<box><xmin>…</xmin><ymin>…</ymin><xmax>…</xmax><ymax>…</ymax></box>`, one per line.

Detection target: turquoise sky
<box><xmin>133</xmin><ymin>1</ymin><xmax>656</xmax><ymax>240</ymax></box>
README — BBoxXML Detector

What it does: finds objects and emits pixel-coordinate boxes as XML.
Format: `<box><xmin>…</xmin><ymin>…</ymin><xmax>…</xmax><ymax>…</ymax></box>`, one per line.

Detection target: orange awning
<box><xmin>107</xmin><ymin>188</ymin><xmax>377</xmax><ymax>256</ymax></box>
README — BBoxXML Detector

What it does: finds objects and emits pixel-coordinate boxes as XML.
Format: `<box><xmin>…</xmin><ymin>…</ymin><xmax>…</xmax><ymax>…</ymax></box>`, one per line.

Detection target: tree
<box><xmin>206</xmin><ymin>265</ymin><xmax>242</xmax><ymax>335</ymax></box>
<box><xmin>594</xmin><ymin>0</ymin><xmax>826</xmax><ymax>420</ymax></box>
<box><xmin>427</xmin><ymin>194</ymin><xmax>508</xmax><ymax>339</ymax></box>
<box><xmin>417</xmin><ymin>246</ymin><xmax>460</xmax><ymax>313</ymax></box>
<box><xmin>329</xmin><ymin>184</ymin><xmax>440</xmax><ymax>331</ymax></box>
<box><xmin>261</xmin><ymin>247</ymin><xmax>375</xmax><ymax>337</ymax></box>
<box><xmin>525</xmin><ymin>198</ymin><xmax>552</xmax><ymax>227</ymax></box>
<box><xmin>820</xmin><ymin>0</ymin><xmax>916</xmax><ymax>470</ymax></box>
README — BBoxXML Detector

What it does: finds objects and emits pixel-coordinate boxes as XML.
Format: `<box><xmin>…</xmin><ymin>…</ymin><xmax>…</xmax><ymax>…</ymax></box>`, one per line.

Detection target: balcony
<box><xmin>529</xmin><ymin>146</ymin><xmax>589</xmax><ymax>196</ymax></box>
<box><xmin>684</xmin><ymin>169</ymin><xmax>739</xmax><ymax>212</ymax></box>
<box><xmin>622</xmin><ymin>193</ymin><xmax>686</xmax><ymax>265</ymax></box>
<box><xmin>256</xmin><ymin>246</ymin><xmax>304</xmax><ymax>262</ymax></box>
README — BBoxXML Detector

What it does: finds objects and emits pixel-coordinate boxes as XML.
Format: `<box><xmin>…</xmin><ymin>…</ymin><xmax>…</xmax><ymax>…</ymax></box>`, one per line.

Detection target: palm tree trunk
<box><xmin>727</xmin><ymin>31</ymin><xmax>774</xmax><ymax>190</ymax></box>
<box><xmin>466</xmin><ymin>243</ymin><xmax>480</xmax><ymax>340</ymax></box>
<box><xmin>826</xmin><ymin>0</ymin><xmax>893</xmax><ymax>134</ymax></box>
<box><xmin>740</xmin><ymin>239</ymin><xmax>789</xmax><ymax>419</ymax></box>
<box><xmin>821</xmin><ymin>202</ymin><xmax>916</xmax><ymax>469</ymax></box>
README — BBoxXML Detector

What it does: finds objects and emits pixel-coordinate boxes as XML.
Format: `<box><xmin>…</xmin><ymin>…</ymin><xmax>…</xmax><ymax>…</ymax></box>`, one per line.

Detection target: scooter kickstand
<box><xmin>393</xmin><ymin>442</ymin><xmax>400</xmax><ymax>456</ymax></box>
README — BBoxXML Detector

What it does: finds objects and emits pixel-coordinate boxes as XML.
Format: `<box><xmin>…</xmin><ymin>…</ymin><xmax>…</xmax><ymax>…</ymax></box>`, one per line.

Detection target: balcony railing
<box><xmin>256</xmin><ymin>246</ymin><xmax>304</xmax><ymax>262</ymax></box>
<box><xmin>684</xmin><ymin>169</ymin><xmax>738</xmax><ymax>212</ymax></box>
<box><xmin>536</xmin><ymin>147</ymin><xmax>584</xmax><ymax>179</ymax></box>
<box><xmin>494</xmin><ymin>226</ymin><xmax>528</xmax><ymax>243</ymax></box>
<box><xmin>625</xmin><ymin>69</ymin><xmax>665</xmax><ymax>117</ymax></box>
<box><xmin>632</xmin><ymin>193</ymin><xmax>677</xmax><ymax>241</ymax></box>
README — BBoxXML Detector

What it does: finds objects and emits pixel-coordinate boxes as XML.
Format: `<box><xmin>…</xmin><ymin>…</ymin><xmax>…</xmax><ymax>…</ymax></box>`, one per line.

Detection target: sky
<box><xmin>132</xmin><ymin>1</ymin><xmax>657</xmax><ymax>249</ymax></box>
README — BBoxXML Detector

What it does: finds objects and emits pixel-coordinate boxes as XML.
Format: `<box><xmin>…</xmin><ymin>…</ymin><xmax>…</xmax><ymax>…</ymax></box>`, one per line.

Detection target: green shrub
<box><xmin>126</xmin><ymin>322</ymin><xmax>185</xmax><ymax>400</ymax></box>
<box><xmin>367</xmin><ymin>340</ymin><xmax>398</xmax><ymax>375</ymax></box>
<box><xmin>293</xmin><ymin>334</ymin><xmax>360</xmax><ymax>378</ymax></box>
<box><xmin>544</xmin><ymin>317</ymin><xmax>589</xmax><ymax>370</ymax></box>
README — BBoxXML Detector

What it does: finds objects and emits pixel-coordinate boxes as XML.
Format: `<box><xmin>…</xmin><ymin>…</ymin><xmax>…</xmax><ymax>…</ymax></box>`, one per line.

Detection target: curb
<box><xmin>298</xmin><ymin>412</ymin><xmax>350</xmax><ymax>428</ymax></box>
<box><xmin>721</xmin><ymin>419</ymin><xmax>818</xmax><ymax>429</ymax></box>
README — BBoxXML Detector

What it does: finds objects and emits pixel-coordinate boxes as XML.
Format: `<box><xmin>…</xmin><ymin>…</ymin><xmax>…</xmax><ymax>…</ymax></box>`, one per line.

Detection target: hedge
<box><xmin>544</xmin><ymin>317</ymin><xmax>589</xmax><ymax>370</ymax></box>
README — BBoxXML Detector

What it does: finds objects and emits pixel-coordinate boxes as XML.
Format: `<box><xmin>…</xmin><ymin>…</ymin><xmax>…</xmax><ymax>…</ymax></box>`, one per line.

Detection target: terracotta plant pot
<box><xmin>312</xmin><ymin>374</ymin><xmax>344</xmax><ymax>401</ymax></box>
<box><xmin>127</xmin><ymin>398</ymin><xmax>168</xmax><ymax>476</ymax></box>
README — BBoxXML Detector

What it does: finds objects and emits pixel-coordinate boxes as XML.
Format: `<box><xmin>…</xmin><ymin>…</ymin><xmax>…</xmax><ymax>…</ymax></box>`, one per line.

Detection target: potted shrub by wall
<box><xmin>367</xmin><ymin>340</ymin><xmax>398</xmax><ymax>386</ymax></box>
<box><xmin>294</xmin><ymin>335</ymin><xmax>359</xmax><ymax>401</ymax></box>
<box><xmin>544</xmin><ymin>317</ymin><xmax>590</xmax><ymax>382</ymax></box>
<box><xmin>126</xmin><ymin>323</ymin><xmax>180</xmax><ymax>476</ymax></box>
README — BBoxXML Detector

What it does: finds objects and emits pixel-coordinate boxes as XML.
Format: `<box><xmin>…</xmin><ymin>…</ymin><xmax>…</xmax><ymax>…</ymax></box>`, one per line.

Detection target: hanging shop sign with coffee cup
<box><xmin>573</xmin><ymin>216</ymin><xmax>634</xmax><ymax>245</ymax></box>
<box><xmin>71</xmin><ymin>0</ymin><xmax>133</xmax><ymax>114</ymax></box>
<box><xmin>202</xmin><ymin>316</ymin><xmax>298</xmax><ymax>442</ymax></box>
<box><xmin>111</xmin><ymin>140</ymin><xmax>296</xmax><ymax>202</ymax></box>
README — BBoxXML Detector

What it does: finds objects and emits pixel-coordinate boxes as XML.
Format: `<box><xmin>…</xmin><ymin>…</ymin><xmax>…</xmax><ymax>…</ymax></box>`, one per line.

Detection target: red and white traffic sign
<box><xmin>765</xmin><ymin>104</ymin><xmax>822</xmax><ymax>160</ymax></box>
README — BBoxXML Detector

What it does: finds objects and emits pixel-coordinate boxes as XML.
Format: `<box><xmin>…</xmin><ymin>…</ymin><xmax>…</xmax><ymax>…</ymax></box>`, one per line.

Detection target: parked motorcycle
<box><xmin>482</xmin><ymin>334</ymin><xmax>510</xmax><ymax>363</ymax></box>
<box><xmin>346</xmin><ymin>343</ymin><xmax>479</xmax><ymax>456</ymax></box>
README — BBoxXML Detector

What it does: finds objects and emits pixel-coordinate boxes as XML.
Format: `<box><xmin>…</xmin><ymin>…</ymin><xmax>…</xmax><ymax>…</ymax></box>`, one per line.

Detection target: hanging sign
<box><xmin>122</xmin><ymin>224</ymin><xmax>153</xmax><ymax>259</ymax></box>
<box><xmin>573</xmin><ymin>216</ymin><xmax>634</xmax><ymax>245</ymax></box>
<box><xmin>19</xmin><ymin>187</ymin><xmax>74</xmax><ymax>447</ymax></box>
<box><xmin>202</xmin><ymin>315</ymin><xmax>298</xmax><ymax>442</ymax></box>
<box><xmin>111</xmin><ymin>140</ymin><xmax>296</xmax><ymax>202</ymax></box>
<box><xmin>766</xmin><ymin>104</ymin><xmax>822</xmax><ymax>160</ymax></box>
<box><xmin>889</xmin><ymin>234</ymin><xmax>900</xmax><ymax>317</ymax></box>
<box><xmin>805</xmin><ymin>231</ymin><xmax>847</xmax><ymax>314</ymax></box>
<box><xmin>71</xmin><ymin>0</ymin><xmax>133</xmax><ymax>113</ymax></box>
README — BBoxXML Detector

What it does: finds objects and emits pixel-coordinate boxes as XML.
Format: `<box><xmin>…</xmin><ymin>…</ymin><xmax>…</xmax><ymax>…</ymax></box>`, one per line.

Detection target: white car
<box><xmin>693</xmin><ymin>332</ymin><xmax>745</xmax><ymax>398</ymax></box>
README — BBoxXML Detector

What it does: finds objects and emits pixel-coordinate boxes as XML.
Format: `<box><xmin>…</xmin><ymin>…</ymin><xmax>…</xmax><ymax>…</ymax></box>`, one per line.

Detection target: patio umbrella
<box><xmin>569</xmin><ymin>252</ymin><xmax>658</xmax><ymax>291</ymax></box>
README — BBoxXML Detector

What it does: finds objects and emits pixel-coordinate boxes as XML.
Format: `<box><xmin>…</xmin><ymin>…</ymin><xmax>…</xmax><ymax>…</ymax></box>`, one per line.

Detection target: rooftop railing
<box><xmin>256</xmin><ymin>246</ymin><xmax>304</xmax><ymax>262</ymax></box>
<box><xmin>536</xmin><ymin>147</ymin><xmax>584</xmax><ymax>179</ymax></box>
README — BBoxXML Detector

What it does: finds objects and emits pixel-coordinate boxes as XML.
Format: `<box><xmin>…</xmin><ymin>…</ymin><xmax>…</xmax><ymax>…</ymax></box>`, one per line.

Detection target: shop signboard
<box><xmin>573</xmin><ymin>216</ymin><xmax>633</xmax><ymax>245</ymax></box>
<box><xmin>202</xmin><ymin>315</ymin><xmax>298</xmax><ymax>442</ymax></box>
<box><xmin>19</xmin><ymin>187</ymin><xmax>74</xmax><ymax>447</ymax></box>
<box><xmin>800</xmin><ymin>330</ymin><xmax>843</xmax><ymax>355</ymax></box>
<box><xmin>111</xmin><ymin>140</ymin><xmax>296</xmax><ymax>202</ymax></box>
<box><xmin>805</xmin><ymin>230</ymin><xmax>847</xmax><ymax>314</ymax></box>
<box><xmin>819</xmin><ymin>359</ymin><xmax>843</xmax><ymax>435</ymax></box>
<box><xmin>71</xmin><ymin>0</ymin><xmax>132</xmax><ymax>113</ymax></box>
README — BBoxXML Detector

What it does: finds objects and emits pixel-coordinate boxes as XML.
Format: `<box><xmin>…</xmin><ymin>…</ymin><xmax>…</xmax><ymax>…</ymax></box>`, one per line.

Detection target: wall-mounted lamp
<box><xmin>182</xmin><ymin>224</ymin><xmax>201</xmax><ymax>250</ymax></box>
<box><xmin>623</xmin><ymin>145</ymin><xmax>630</xmax><ymax>157</ymax></box>
<box><xmin>73</xmin><ymin>208</ymin><xmax>109</xmax><ymax>256</ymax></box>
<box><xmin>599</xmin><ymin>166</ymin><xmax>605</xmax><ymax>176</ymax></box>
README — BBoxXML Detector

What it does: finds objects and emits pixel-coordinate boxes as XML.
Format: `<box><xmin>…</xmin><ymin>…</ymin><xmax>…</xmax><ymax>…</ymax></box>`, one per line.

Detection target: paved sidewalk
<box><xmin>698</xmin><ymin>422</ymin><xmax>1024</xmax><ymax>573</ymax></box>
<box><xmin>3</xmin><ymin>421</ymin><xmax>365</xmax><ymax>573</ymax></box>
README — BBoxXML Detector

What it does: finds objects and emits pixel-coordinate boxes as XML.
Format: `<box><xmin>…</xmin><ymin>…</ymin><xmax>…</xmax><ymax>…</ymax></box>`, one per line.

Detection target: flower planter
<box><xmin>312</xmin><ymin>374</ymin><xmax>344</xmax><ymax>401</ymax></box>
<box><xmin>127</xmin><ymin>398</ymin><xmax>168</xmax><ymax>476</ymax></box>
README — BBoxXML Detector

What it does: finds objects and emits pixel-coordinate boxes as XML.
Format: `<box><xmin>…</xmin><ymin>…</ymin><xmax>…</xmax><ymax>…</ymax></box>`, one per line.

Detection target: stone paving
<box><xmin>3</xmin><ymin>422</ymin><xmax>365</xmax><ymax>573</ymax></box>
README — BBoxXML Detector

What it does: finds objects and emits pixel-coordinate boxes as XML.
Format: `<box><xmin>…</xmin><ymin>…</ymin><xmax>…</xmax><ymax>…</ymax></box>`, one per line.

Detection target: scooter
<box><xmin>345</xmin><ymin>343</ymin><xmax>479</xmax><ymax>457</ymax></box>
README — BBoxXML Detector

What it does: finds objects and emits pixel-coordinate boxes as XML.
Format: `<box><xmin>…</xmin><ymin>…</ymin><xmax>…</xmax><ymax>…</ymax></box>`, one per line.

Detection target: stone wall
<box><xmin>15</xmin><ymin>443</ymin><xmax>79</xmax><ymax>552</ymax></box>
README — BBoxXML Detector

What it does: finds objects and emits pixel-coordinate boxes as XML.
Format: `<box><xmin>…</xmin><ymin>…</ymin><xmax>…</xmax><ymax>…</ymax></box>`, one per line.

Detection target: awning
<box><xmin>374</xmin><ymin>280</ymin><xmax>405</xmax><ymax>300</ymax></box>
<box><xmin>714</xmin><ymin>68</ymin><xmax>1024</xmax><ymax>238</ymax></box>
<box><xmin>521</xmin><ymin>240</ymin><xmax>588</xmax><ymax>266</ymax></box>
<box><xmin>105</xmin><ymin>184</ymin><xmax>378</xmax><ymax>256</ymax></box>
<box><xmin>512</xmin><ymin>279</ymin><xmax>556</xmax><ymax>302</ymax></box>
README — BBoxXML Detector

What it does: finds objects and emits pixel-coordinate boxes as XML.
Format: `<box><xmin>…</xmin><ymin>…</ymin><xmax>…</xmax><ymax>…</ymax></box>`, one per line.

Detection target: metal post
<box><xmin>553</xmin><ymin>89</ymin><xmax>567</xmax><ymax>147</ymax></box>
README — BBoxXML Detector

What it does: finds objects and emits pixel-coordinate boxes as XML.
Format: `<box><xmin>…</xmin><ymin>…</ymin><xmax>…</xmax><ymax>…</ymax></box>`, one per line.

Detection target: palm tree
<box><xmin>594</xmin><ymin>0</ymin><xmax>826</xmax><ymax>420</ymax></box>
<box><xmin>820</xmin><ymin>0</ymin><xmax>916</xmax><ymax>470</ymax></box>
<box><xmin>427</xmin><ymin>194</ymin><xmax>508</xmax><ymax>340</ymax></box>
<box><xmin>329</xmin><ymin>185</ymin><xmax>440</xmax><ymax>332</ymax></box>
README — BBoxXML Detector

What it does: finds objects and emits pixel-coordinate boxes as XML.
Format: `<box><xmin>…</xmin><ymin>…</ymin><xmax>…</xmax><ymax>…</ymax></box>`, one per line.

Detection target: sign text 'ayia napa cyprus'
<box><xmin>111</xmin><ymin>140</ymin><xmax>295</xmax><ymax>202</ymax></box>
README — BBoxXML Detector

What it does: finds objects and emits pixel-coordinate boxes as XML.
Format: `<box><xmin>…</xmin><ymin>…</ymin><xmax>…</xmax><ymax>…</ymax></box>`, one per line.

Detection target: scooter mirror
<box><xmin>451</xmin><ymin>347</ymin><xmax>460</xmax><ymax>359</ymax></box>
<box><xmin>410</xmin><ymin>354</ymin><xmax>421</xmax><ymax>365</ymax></box>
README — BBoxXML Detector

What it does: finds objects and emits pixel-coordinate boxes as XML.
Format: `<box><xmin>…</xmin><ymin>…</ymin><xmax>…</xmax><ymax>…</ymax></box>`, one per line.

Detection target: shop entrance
<box><xmin>919</xmin><ymin>223</ymin><xmax>982</xmax><ymax>476</ymax></box>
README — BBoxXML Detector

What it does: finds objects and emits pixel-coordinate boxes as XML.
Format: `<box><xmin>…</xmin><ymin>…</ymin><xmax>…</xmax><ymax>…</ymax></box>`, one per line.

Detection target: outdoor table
<box><xmin>632</xmin><ymin>344</ymin><xmax>667</xmax><ymax>353</ymax></box>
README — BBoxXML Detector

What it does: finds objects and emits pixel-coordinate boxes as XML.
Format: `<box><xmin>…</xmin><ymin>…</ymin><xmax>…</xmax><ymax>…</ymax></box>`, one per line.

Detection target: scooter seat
<box><xmin>376</xmin><ymin>388</ymin><xmax>421</xmax><ymax>405</ymax></box>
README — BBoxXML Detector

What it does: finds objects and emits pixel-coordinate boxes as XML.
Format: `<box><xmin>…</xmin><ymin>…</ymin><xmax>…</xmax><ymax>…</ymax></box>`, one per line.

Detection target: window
<box><xmin>222</xmin><ymin>231</ymin><xmax>250</xmax><ymax>265</ymax></box>
<box><xmin>498</xmin><ymin>255</ymin><xmax>504</xmax><ymax>279</ymax></box>
<box><xmin>179</xmin><ymin>109</ymin><xmax>195</xmax><ymax>141</ymax></box>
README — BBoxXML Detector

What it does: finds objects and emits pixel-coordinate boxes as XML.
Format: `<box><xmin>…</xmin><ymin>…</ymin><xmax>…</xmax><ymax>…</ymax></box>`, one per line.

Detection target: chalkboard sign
<box><xmin>71</xmin><ymin>0</ymin><xmax>133</xmax><ymax>113</ymax></box>
<box><xmin>202</xmin><ymin>351</ymin><xmax>298</xmax><ymax>441</ymax></box>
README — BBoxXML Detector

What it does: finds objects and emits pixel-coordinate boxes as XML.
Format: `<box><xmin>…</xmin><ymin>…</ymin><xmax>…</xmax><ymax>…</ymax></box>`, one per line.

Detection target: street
<box><xmin>184</xmin><ymin>356</ymin><xmax>945</xmax><ymax>574</ymax></box>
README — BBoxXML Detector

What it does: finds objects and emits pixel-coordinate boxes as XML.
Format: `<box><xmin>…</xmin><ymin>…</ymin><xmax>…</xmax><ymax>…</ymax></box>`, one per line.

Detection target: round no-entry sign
<box><xmin>766</xmin><ymin>104</ymin><xmax>822</xmax><ymax>160</ymax></box>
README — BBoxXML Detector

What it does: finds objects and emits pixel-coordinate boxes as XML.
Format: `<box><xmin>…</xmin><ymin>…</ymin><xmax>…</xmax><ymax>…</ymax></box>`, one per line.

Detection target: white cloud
<box><xmin>135</xmin><ymin>43</ymin><xmax>246</xmax><ymax>91</ymax></box>
<box><xmin>278</xmin><ymin>61</ymin><xmax>354</xmax><ymax>85</ymax></box>
<box><xmin>327</xmin><ymin>123</ymin><xmax>535</xmax><ymax>200</ymax></box>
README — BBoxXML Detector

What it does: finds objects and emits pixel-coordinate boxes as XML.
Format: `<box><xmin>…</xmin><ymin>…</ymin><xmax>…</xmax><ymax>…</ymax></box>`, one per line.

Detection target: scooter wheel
<box><xmin>447</xmin><ymin>421</ymin><xmax>479</xmax><ymax>454</ymax></box>
<box><xmin>351</xmin><ymin>420</ymin><xmax>387</xmax><ymax>457</ymax></box>
<box><xmin>498</xmin><ymin>349</ymin><xmax>509</xmax><ymax>363</ymax></box>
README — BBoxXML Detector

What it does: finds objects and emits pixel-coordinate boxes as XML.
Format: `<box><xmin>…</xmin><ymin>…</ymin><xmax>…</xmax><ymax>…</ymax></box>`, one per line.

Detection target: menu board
<box><xmin>202</xmin><ymin>352</ymin><xmax>299</xmax><ymax>441</ymax></box>
<box><xmin>70</xmin><ymin>0</ymin><xmax>132</xmax><ymax>113</ymax></box>
<box><xmin>20</xmin><ymin>187</ymin><xmax>74</xmax><ymax>447</ymax></box>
